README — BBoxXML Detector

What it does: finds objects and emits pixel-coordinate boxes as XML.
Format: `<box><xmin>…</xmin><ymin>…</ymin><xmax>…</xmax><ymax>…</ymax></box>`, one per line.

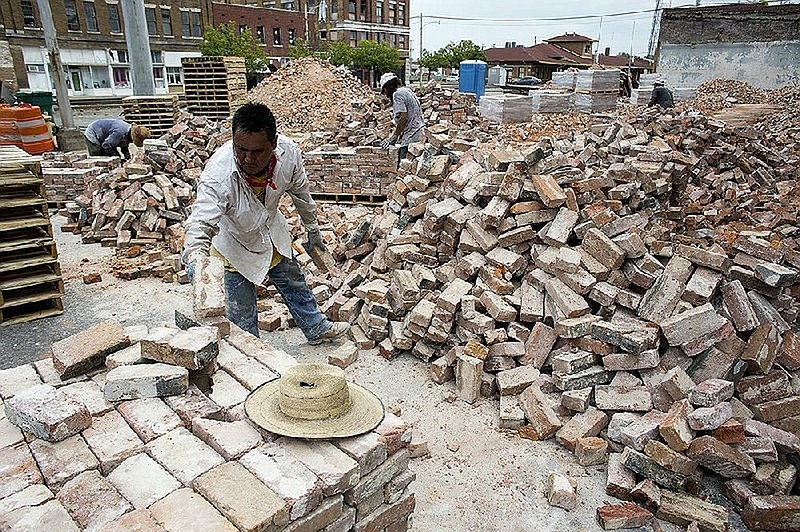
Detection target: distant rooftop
<box><xmin>546</xmin><ymin>33</ymin><xmax>596</xmax><ymax>43</ymax></box>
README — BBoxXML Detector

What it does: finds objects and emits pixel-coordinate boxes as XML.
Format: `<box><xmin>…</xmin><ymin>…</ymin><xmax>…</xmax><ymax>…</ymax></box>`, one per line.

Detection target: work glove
<box><xmin>380</xmin><ymin>135</ymin><xmax>398</xmax><ymax>150</ymax></box>
<box><xmin>303</xmin><ymin>228</ymin><xmax>326</xmax><ymax>254</ymax></box>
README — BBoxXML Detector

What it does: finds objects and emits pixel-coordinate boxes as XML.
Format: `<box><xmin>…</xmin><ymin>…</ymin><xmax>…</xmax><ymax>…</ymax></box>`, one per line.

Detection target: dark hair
<box><xmin>232</xmin><ymin>103</ymin><xmax>277</xmax><ymax>139</ymax></box>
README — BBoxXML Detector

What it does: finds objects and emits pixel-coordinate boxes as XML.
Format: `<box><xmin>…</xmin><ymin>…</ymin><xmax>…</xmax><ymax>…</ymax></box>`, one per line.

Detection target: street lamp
<box><xmin>412</xmin><ymin>15</ymin><xmax>440</xmax><ymax>86</ymax></box>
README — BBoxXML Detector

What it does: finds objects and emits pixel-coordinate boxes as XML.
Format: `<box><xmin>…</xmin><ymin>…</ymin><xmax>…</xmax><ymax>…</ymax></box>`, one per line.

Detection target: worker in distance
<box><xmin>84</xmin><ymin>119</ymin><xmax>150</xmax><ymax>159</ymax></box>
<box><xmin>183</xmin><ymin>102</ymin><xmax>350</xmax><ymax>344</ymax></box>
<box><xmin>379</xmin><ymin>72</ymin><xmax>425</xmax><ymax>168</ymax></box>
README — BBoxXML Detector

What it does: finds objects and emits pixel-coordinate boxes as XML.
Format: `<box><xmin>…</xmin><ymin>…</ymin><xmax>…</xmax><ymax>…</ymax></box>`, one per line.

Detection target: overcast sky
<box><xmin>407</xmin><ymin>0</ymin><xmax>799</xmax><ymax>58</ymax></box>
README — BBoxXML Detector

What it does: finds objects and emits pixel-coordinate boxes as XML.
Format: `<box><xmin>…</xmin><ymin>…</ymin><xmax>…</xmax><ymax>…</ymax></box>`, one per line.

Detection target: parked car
<box><xmin>443</xmin><ymin>75</ymin><xmax>459</xmax><ymax>83</ymax></box>
<box><xmin>510</xmin><ymin>76</ymin><xmax>543</xmax><ymax>86</ymax></box>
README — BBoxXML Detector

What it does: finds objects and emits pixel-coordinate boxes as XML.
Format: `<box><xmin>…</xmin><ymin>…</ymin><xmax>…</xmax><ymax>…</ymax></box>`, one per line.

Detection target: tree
<box><xmin>350</xmin><ymin>40</ymin><xmax>403</xmax><ymax>74</ymax></box>
<box><xmin>289</xmin><ymin>39</ymin><xmax>315</xmax><ymax>59</ymax></box>
<box><xmin>422</xmin><ymin>40</ymin><xmax>487</xmax><ymax>70</ymax></box>
<box><xmin>322</xmin><ymin>39</ymin><xmax>353</xmax><ymax>67</ymax></box>
<box><xmin>199</xmin><ymin>23</ymin><xmax>269</xmax><ymax>76</ymax></box>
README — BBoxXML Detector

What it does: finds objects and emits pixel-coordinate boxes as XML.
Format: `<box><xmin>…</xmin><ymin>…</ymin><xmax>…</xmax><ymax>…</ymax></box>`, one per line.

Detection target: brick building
<box><xmin>0</xmin><ymin>0</ymin><xmax>212</xmax><ymax>97</ymax></box>
<box><xmin>485</xmin><ymin>33</ymin><xmax>652</xmax><ymax>82</ymax></box>
<box><xmin>211</xmin><ymin>1</ymin><xmax>317</xmax><ymax>66</ymax></box>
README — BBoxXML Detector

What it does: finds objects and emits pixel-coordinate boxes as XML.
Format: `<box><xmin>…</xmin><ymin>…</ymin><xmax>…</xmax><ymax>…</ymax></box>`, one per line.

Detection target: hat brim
<box><xmin>245</xmin><ymin>380</ymin><xmax>385</xmax><ymax>439</ymax></box>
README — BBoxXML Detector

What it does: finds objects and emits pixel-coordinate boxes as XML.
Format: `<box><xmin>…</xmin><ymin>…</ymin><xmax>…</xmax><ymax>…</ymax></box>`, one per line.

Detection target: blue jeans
<box><xmin>224</xmin><ymin>258</ymin><xmax>331</xmax><ymax>340</ymax></box>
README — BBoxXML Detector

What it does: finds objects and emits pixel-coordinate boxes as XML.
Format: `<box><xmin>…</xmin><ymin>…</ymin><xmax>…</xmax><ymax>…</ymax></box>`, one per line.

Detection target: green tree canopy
<box><xmin>289</xmin><ymin>39</ymin><xmax>315</xmax><ymax>59</ymax></box>
<box><xmin>322</xmin><ymin>39</ymin><xmax>354</xmax><ymax>67</ymax></box>
<box><xmin>350</xmin><ymin>40</ymin><xmax>403</xmax><ymax>74</ymax></box>
<box><xmin>421</xmin><ymin>40</ymin><xmax>486</xmax><ymax>70</ymax></box>
<box><xmin>199</xmin><ymin>23</ymin><xmax>269</xmax><ymax>76</ymax></box>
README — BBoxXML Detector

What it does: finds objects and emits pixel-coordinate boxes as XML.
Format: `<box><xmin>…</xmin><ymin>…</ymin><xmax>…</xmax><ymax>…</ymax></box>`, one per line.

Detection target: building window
<box><xmin>359</xmin><ymin>0</ymin><xmax>367</xmax><ymax>20</ymax></box>
<box><xmin>349</xmin><ymin>30</ymin><xmax>356</xmax><ymax>44</ymax></box>
<box><xmin>108</xmin><ymin>3</ymin><xmax>121</xmax><ymax>33</ymax></box>
<box><xmin>239</xmin><ymin>24</ymin><xmax>247</xmax><ymax>34</ymax></box>
<box><xmin>288</xmin><ymin>28</ymin><xmax>296</xmax><ymax>45</ymax></box>
<box><xmin>282</xmin><ymin>1</ymin><xmax>294</xmax><ymax>9</ymax></box>
<box><xmin>398</xmin><ymin>2</ymin><xmax>405</xmax><ymax>24</ymax></box>
<box><xmin>161</xmin><ymin>8</ymin><xmax>172</xmax><ymax>36</ymax></box>
<box><xmin>263</xmin><ymin>1</ymin><xmax>275</xmax><ymax>7</ymax></box>
<box><xmin>21</xmin><ymin>0</ymin><xmax>36</xmax><ymax>28</ymax></box>
<box><xmin>256</xmin><ymin>26</ymin><xmax>265</xmax><ymax>43</ymax></box>
<box><xmin>145</xmin><ymin>7</ymin><xmax>157</xmax><ymax>35</ymax></box>
<box><xmin>84</xmin><ymin>2</ymin><xmax>98</xmax><ymax>31</ymax></box>
<box><xmin>26</xmin><ymin>64</ymin><xmax>45</xmax><ymax>72</ymax></box>
<box><xmin>64</xmin><ymin>0</ymin><xmax>80</xmax><ymax>30</ymax></box>
<box><xmin>180</xmin><ymin>10</ymin><xmax>190</xmax><ymax>36</ymax></box>
<box><xmin>190</xmin><ymin>11</ymin><xmax>201</xmax><ymax>36</ymax></box>
<box><xmin>153</xmin><ymin>67</ymin><xmax>165</xmax><ymax>88</ymax></box>
<box><xmin>166</xmin><ymin>66</ymin><xmax>182</xmax><ymax>85</ymax></box>
<box><xmin>273</xmin><ymin>27</ymin><xmax>282</xmax><ymax>46</ymax></box>
<box><xmin>113</xmin><ymin>66</ymin><xmax>130</xmax><ymax>87</ymax></box>
<box><xmin>376</xmin><ymin>3</ymin><xmax>382</xmax><ymax>22</ymax></box>
<box><xmin>348</xmin><ymin>1</ymin><xmax>355</xmax><ymax>14</ymax></box>
<box><xmin>388</xmin><ymin>1</ymin><xmax>396</xmax><ymax>22</ymax></box>
<box><xmin>151</xmin><ymin>50</ymin><xmax>163</xmax><ymax>63</ymax></box>
<box><xmin>115</xmin><ymin>49</ymin><xmax>128</xmax><ymax>62</ymax></box>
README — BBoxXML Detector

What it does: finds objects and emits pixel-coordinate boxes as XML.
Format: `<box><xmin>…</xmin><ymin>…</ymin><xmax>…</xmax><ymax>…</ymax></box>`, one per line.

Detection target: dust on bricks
<box><xmin>59</xmin><ymin>381</ymin><xmax>114</xmax><ymax>416</ymax></box>
<box><xmin>148</xmin><ymin>488</ymin><xmax>236</xmax><ymax>531</ymax></box>
<box><xmin>106</xmin><ymin>453</ymin><xmax>181</xmax><ymax>509</ymax></box>
<box><xmin>276</xmin><ymin>438</ymin><xmax>361</xmax><ymax>496</ymax></box>
<box><xmin>104</xmin><ymin>363</ymin><xmax>189</xmax><ymax>401</ymax></box>
<box><xmin>0</xmin><ymin>443</ymin><xmax>44</xmax><ymax>499</ymax></box>
<box><xmin>547</xmin><ymin>473</ymin><xmax>577</xmax><ymax>510</ymax></box>
<box><xmin>56</xmin><ymin>470</ymin><xmax>132</xmax><ymax>530</ymax></box>
<box><xmin>82</xmin><ymin>410</ymin><xmax>145</xmax><ymax>474</ymax></box>
<box><xmin>239</xmin><ymin>443</ymin><xmax>324</xmax><ymax>520</ymax></box>
<box><xmin>28</xmin><ymin>434</ymin><xmax>100</xmax><ymax>488</ymax></box>
<box><xmin>0</xmin><ymin>499</ymin><xmax>80</xmax><ymax>531</ymax></box>
<box><xmin>118</xmin><ymin>398</ymin><xmax>184</xmax><ymax>443</ymax></box>
<box><xmin>146</xmin><ymin>427</ymin><xmax>225</xmax><ymax>486</ymax></box>
<box><xmin>51</xmin><ymin>319</ymin><xmax>130</xmax><ymax>378</ymax></box>
<box><xmin>4</xmin><ymin>384</ymin><xmax>91</xmax><ymax>442</ymax></box>
<box><xmin>192</xmin><ymin>418</ymin><xmax>262</xmax><ymax>460</ymax></box>
<box><xmin>141</xmin><ymin>326</ymin><xmax>219</xmax><ymax>370</ymax></box>
<box><xmin>0</xmin><ymin>364</ymin><xmax>42</xmax><ymax>399</ymax></box>
<box><xmin>596</xmin><ymin>503</ymin><xmax>652</xmax><ymax>530</ymax></box>
<box><xmin>193</xmin><ymin>461</ymin><xmax>290</xmax><ymax>532</ymax></box>
<box><xmin>192</xmin><ymin>256</ymin><xmax>226</xmax><ymax>318</ymax></box>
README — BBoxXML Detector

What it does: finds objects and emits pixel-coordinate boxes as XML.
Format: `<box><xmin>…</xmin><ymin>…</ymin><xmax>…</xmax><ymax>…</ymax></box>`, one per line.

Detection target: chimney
<box><xmin>604</xmin><ymin>47</ymin><xmax>610</xmax><ymax>56</ymax></box>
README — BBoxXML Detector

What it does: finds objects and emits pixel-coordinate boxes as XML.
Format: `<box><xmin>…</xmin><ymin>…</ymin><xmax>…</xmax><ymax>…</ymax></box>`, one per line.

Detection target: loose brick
<box><xmin>149</xmin><ymin>488</ymin><xmax>236</xmax><ymax>531</ymax></box>
<box><xmin>335</xmin><ymin>432</ymin><xmax>388</xmax><ymax>476</ymax></box>
<box><xmin>147</xmin><ymin>427</ymin><xmax>224</xmax><ymax>486</ymax></box>
<box><xmin>555</xmin><ymin>406</ymin><xmax>608</xmax><ymax>451</ymax></box>
<box><xmin>688</xmin><ymin>435</ymin><xmax>756</xmax><ymax>478</ymax></box>
<box><xmin>82</xmin><ymin>410</ymin><xmax>144</xmax><ymax>475</ymax></box>
<box><xmin>4</xmin><ymin>384</ymin><xmax>91</xmax><ymax>442</ymax></box>
<box><xmin>142</xmin><ymin>326</ymin><xmax>219</xmax><ymax>371</ymax></box>
<box><xmin>576</xmin><ymin>436</ymin><xmax>608</xmax><ymax>466</ymax></box>
<box><xmin>118</xmin><ymin>398</ymin><xmax>184</xmax><ymax>443</ymax></box>
<box><xmin>496</xmin><ymin>366</ymin><xmax>540</xmax><ymax>396</ymax></box>
<box><xmin>547</xmin><ymin>473</ymin><xmax>577</xmax><ymax>510</ymax></box>
<box><xmin>0</xmin><ymin>364</ymin><xmax>42</xmax><ymax>399</ymax></box>
<box><xmin>194</xmin><ymin>461</ymin><xmax>290</xmax><ymax>532</ymax></box>
<box><xmin>518</xmin><ymin>385</ymin><xmax>561</xmax><ymax>441</ymax></box>
<box><xmin>163</xmin><ymin>384</ymin><xmax>225</xmax><ymax>426</ymax></box>
<box><xmin>0</xmin><ymin>500</ymin><xmax>80</xmax><ymax>531</ymax></box>
<box><xmin>606</xmin><ymin>452</ymin><xmax>636</xmax><ymax>500</ymax></box>
<box><xmin>345</xmin><ymin>449</ymin><xmax>409</xmax><ymax>506</ymax></box>
<box><xmin>107</xmin><ymin>453</ymin><xmax>181</xmax><ymax>510</ymax></box>
<box><xmin>596</xmin><ymin>503</ymin><xmax>652</xmax><ymax>530</ymax></box>
<box><xmin>52</xmin><ymin>319</ymin><xmax>130</xmax><ymax>378</ymax></box>
<box><xmin>354</xmin><ymin>492</ymin><xmax>415</xmax><ymax>532</ymax></box>
<box><xmin>104</xmin><ymin>364</ymin><xmax>188</xmax><ymax>402</ymax></box>
<box><xmin>0</xmin><ymin>443</ymin><xmax>43</xmax><ymax>499</ymax></box>
<box><xmin>59</xmin><ymin>380</ymin><xmax>114</xmax><ymax>416</ymax></box>
<box><xmin>455</xmin><ymin>355</ymin><xmax>483</xmax><ymax>404</ymax></box>
<box><xmin>192</xmin><ymin>256</ymin><xmax>226</xmax><ymax>318</ymax></box>
<box><xmin>57</xmin><ymin>470</ymin><xmax>131</xmax><ymax>530</ymax></box>
<box><xmin>283</xmin><ymin>495</ymin><xmax>344</xmax><ymax>532</ymax></box>
<box><xmin>192</xmin><ymin>418</ymin><xmax>262</xmax><ymax>460</ymax></box>
<box><xmin>29</xmin><ymin>434</ymin><xmax>99</xmax><ymax>488</ymax></box>
<box><xmin>659</xmin><ymin>399</ymin><xmax>695</xmax><ymax>452</ymax></box>
<box><xmin>276</xmin><ymin>438</ymin><xmax>360</xmax><ymax>496</ymax></box>
<box><xmin>688</xmin><ymin>402</ymin><xmax>733</xmax><ymax>431</ymax></box>
<box><xmin>743</xmin><ymin>495</ymin><xmax>800</xmax><ymax>531</ymax></box>
<box><xmin>689</xmin><ymin>379</ymin><xmax>734</xmax><ymax>407</ymax></box>
<box><xmin>594</xmin><ymin>385</ymin><xmax>652</xmax><ymax>412</ymax></box>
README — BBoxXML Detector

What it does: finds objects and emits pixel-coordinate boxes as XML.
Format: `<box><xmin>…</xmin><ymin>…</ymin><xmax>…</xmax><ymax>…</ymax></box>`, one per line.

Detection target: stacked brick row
<box><xmin>40</xmin><ymin>153</ymin><xmax>120</xmax><ymax>205</ymax></box>
<box><xmin>0</xmin><ymin>317</ymin><xmax>416</xmax><ymax>531</ymax></box>
<box><xmin>309</xmin><ymin>108</ymin><xmax>800</xmax><ymax>528</ymax></box>
<box><xmin>304</xmin><ymin>147</ymin><xmax>397</xmax><ymax>196</ymax></box>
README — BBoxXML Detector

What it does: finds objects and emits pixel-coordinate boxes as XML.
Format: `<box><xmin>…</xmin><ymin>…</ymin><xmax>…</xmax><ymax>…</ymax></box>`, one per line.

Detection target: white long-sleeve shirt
<box><xmin>182</xmin><ymin>135</ymin><xmax>319</xmax><ymax>285</ymax></box>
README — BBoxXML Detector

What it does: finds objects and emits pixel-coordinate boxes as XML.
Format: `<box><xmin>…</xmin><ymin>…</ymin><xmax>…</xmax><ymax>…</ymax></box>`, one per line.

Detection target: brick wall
<box><xmin>304</xmin><ymin>146</ymin><xmax>396</xmax><ymax>196</ymax></box>
<box><xmin>211</xmin><ymin>3</ymin><xmax>317</xmax><ymax>58</ymax></box>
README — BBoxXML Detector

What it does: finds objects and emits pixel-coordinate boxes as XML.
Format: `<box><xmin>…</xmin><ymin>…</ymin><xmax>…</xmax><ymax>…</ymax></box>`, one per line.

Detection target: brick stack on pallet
<box><xmin>574</xmin><ymin>69</ymin><xmax>619</xmax><ymax>114</ymax></box>
<box><xmin>182</xmin><ymin>56</ymin><xmax>247</xmax><ymax>121</ymax></box>
<box><xmin>304</xmin><ymin>145</ymin><xmax>397</xmax><ymax>200</ymax></box>
<box><xmin>0</xmin><ymin>146</ymin><xmax>64</xmax><ymax>325</ymax></box>
<box><xmin>416</xmin><ymin>82</ymin><xmax>478</xmax><ymax>127</ymax></box>
<box><xmin>478</xmin><ymin>95</ymin><xmax>533</xmax><ymax>123</ymax></box>
<box><xmin>305</xmin><ymin>106</ymin><xmax>800</xmax><ymax>528</ymax></box>
<box><xmin>551</xmin><ymin>71</ymin><xmax>577</xmax><ymax>91</ymax></box>
<box><xmin>121</xmin><ymin>96</ymin><xmax>180</xmax><ymax>138</ymax></box>
<box><xmin>530</xmin><ymin>90</ymin><xmax>574</xmax><ymax>114</ymax></box>
<box><xmin>0</xmin><ymin>317</ymin><xmax>416</xmax><ymax>531</ymax></box>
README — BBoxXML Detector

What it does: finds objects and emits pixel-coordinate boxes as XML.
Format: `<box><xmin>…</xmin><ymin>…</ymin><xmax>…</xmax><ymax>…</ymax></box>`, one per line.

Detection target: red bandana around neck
<box><xmin>244</xmin><ymin>153</ymin><xmax>278</xmax><ymax>190</ymax></box>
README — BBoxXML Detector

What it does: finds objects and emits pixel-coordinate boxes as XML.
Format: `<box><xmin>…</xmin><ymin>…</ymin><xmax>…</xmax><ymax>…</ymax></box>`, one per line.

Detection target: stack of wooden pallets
<box><xmin>0</xmin><ymin>146</ymin><xmax>64</xmax><ymax>325</ymax></box>
<box><xmin>182</xmin><ymin>56</ymin><xmax>247</xmax><ymax>120</ymax></box>
<box><xmin>121</xmin><ymin>95</ymin><xmax>180</xmax><ymax>137</ymax></box>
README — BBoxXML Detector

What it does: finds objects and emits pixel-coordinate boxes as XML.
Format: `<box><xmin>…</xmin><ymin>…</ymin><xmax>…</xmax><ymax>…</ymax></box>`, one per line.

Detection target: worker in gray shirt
<box><xmin>84</xmin><ymin>119</ymin><xmax>150</xmax><ymax>159</ymax></box>
<box><xmin>648</xmin><ymin>81</ymin><xmax>674</xmax><ymax>109</ymax></box>
<box><xmin>379</xmin><ymin>73</ymin><xmax>425</xmax><ymax>167</ymax></box>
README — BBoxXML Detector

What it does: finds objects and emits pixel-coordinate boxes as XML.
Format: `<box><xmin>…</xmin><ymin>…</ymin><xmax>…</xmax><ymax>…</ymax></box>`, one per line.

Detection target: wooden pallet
<box><xmin>0</xmin><ymin>297</ymin><xmax>63</xmax><ymax>326</ymax></box>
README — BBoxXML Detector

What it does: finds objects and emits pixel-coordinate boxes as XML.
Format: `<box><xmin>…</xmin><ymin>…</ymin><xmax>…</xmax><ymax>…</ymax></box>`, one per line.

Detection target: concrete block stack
<box><xmin>307</xmin><ymin>105</ymin><xmax>800</xmax><ymax>527</ymax></box>
<box><xmin>0</xmin><ymin>317</ymin><xmax>416</xmax><ymax>531</ymax></box>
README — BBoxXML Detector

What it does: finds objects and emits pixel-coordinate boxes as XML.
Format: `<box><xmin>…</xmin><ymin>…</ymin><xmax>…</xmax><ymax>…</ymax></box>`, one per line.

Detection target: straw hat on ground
<box><xmin>245</xmin><ymin>363</ymin><xmax>384</xmax><ymax>439</ymax></box>
<box><xmin>130</xmin><ymin>124</ymin><xmax>150</xmax><ymax>147</ymax></box>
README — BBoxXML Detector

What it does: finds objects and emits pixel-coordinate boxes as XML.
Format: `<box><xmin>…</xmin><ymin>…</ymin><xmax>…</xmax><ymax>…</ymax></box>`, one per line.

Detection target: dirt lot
<box><xmin>0</xmin><ymin>213</ymin><xmax>736</xmax><ymax>532</ymax></box>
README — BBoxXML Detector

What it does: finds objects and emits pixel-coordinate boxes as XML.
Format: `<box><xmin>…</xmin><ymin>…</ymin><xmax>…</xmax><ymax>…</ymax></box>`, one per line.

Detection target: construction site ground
<box><xmin>0</xmin><ymin>212</ymin><xmax>730</xmax><ymax>532</ymax></box>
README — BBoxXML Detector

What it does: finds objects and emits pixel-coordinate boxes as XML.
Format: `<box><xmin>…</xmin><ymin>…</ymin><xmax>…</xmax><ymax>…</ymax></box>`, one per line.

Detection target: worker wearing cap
<box><xmin>648</xmin><ymin>81</ymin><xmax>674</xmax><ymax>109</ymax></box>
<box><xmin>84</xmin><ymin>119</ymin><xmax>149</xmax><ymax>159</ymax></box>
<box><xmin>378</xmin><ymin>73</ymin><xmax>425</xmax><ymax>167</ymax></box>
<box><xmin>182</xmin><ymin>102</ymin><xmax>350</xmax><ymax>344</ymax></box>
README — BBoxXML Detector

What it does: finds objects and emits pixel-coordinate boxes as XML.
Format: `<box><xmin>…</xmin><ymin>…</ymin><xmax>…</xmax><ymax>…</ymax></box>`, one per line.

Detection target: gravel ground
<box><xmin>1</xmin><ymin>213</ymin><xmax>745</xmax><ymax>532</ymax></box>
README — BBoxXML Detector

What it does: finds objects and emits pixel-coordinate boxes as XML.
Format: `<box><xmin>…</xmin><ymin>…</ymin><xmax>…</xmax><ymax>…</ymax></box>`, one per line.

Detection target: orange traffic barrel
<box><xmin>0</xmin><ymin>105</ymin><xmax>22</xmax><ymax>148</ymax></box>
<box><xmin>15</xmin><ymin>104</ymin><xmax>55</xmax><ymax>155</ymax></box>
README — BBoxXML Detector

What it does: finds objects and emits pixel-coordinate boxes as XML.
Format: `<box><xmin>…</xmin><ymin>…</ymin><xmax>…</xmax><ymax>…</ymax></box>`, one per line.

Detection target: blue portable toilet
<box><xmin>458</xmin><ymin>60</ymin><xmax>487</xmax><ymax>101</ymax></box>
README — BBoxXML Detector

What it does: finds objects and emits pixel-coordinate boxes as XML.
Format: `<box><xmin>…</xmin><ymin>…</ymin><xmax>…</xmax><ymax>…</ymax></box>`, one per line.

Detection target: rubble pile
<box><xmin>299</xmin><ymin>108</ymin><xmax>800</xmax><ymax>528</ymax></box>
<box><xmin>496</xmin><ymin>111</ymin><xmax>594</xmax><ymax>145</ymax></box>
<box><xmin>0</xmin><ymin>318</ymin><xmax>416</xmax><ymax>531</ymax></box>
<box><xmin>248</xmin><ymin>57</ymin><xmax>376</xmax><ymax>132</ymax></box>
<box><xmin>696</xmin><ymin>79</ymin><xmax>768</xmax><ymax>104</ymax></box>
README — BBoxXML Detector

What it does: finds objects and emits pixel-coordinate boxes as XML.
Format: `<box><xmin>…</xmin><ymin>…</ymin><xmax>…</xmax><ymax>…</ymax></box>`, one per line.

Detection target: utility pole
<box><xmin>419</xmin><ymin>13</ymin><xmax>423</xmax><ymax>87</ymax></box>
<box><xmin>35</xmin><ymin>0</ymin><xmax>74</xmax><ymax>128</ymax></box>
<box><xmin>120</xmin><ymin>0</ymin><xmax>155</xmax><ymax>96</ymax></box>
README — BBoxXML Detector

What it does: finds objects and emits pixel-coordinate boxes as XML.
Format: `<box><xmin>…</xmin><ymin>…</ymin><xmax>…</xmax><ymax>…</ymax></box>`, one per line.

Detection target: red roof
<box><xmin>546</xmin><ymin>33</ymin><xmax>595</xmax><ymax>43</ymax></box>
<box><xmin>485</xmin><ymin>43</ymin><xmax>587</xmax><ymax>65</ymax></box>
<box><xmin>598</xmin><ymin>54</ymin><xmax>653</xmax><ymax>69</ymax></box>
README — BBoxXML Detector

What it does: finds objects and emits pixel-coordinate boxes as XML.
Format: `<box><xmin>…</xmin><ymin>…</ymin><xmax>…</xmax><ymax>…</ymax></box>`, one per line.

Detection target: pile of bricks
<box><xmin>304</xmin><ymin>146</ymin><xmax>398</xmax><ymax>196</ymax></box>
<box><xmin>416</xmin><ymin>81</ymin><xmax>479</xmax><ymax>127</ymax></box>
<box><xmin>0</xmin><ymin>317</ymin><xmax>416</xmax><ymax>531</ymax></box>
<box><xmin>40</xmin><ymin>152</ymin><xmax>120</xmax><ymax>205</ymax></box>
<box><xmin>304</xmin><ymin>106</ymin><xmax>800</xmax><ymax>528</ymax></box>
